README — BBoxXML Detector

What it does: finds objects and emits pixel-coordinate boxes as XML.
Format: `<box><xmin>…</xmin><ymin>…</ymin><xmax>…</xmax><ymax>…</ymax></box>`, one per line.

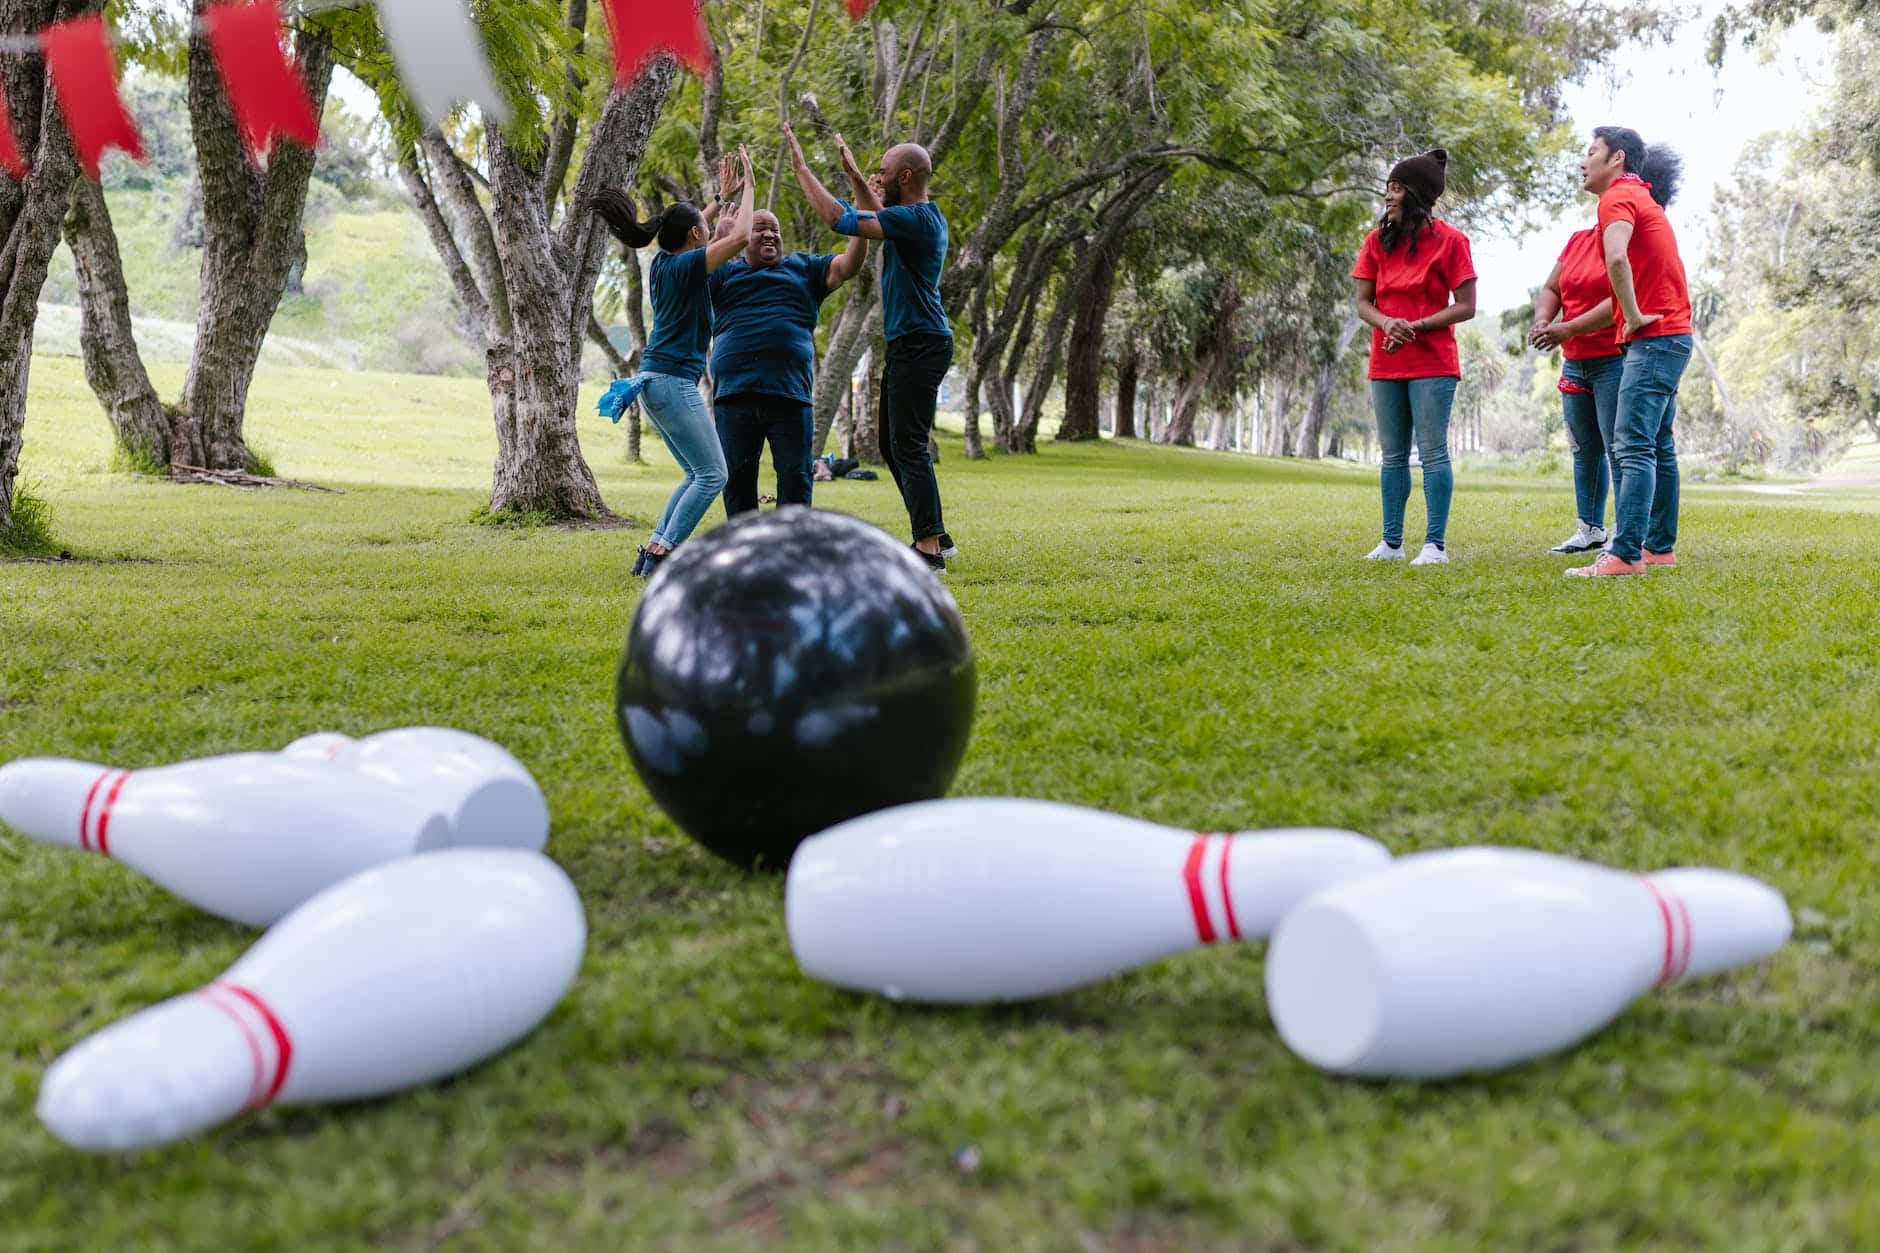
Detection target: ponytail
<box><xmin>1639</xmin><ymin>144</ymin><xmax>1684</xmax><ymax>208</ymax></box>
<box><xmin>592</xmin><ymin>188</ymin><xmax>704</xmax><ymax>253</ymax></box>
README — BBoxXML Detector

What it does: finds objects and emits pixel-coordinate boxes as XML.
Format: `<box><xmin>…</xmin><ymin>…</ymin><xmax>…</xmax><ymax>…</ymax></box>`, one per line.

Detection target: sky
<box><xmin>1469</xmin><ymin>1</ymin><xmax>1835</xmax><ymax>317</ymax></box>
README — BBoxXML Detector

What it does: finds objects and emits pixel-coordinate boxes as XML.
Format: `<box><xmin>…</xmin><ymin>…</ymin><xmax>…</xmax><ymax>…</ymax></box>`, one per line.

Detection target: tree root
<box><xmin>169</xmin><ymin>465</ymin><xmax>339</xmax><ymax>493</ymax></box>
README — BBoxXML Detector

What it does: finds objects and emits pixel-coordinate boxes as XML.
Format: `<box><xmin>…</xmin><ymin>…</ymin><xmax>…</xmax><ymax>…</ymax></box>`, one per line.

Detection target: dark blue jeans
<box><xmin>1611</xmin><ymin>335</ymin><xmax>1690</xmax><ymax>562</ymax></box>
<box><xmin>715</xmin><ymin>393</ymin><xmax>813</xmax><ymax>518</ymax></box>
<box><xmin>1561</xmin><ymin>354</ymin><xmax>1623</xmax><ymax>528</ymax></box>
<box><xmin>1370</xmin><ymin>376</ymin><xmax>1456</xmax><ymax>547</ymax></box>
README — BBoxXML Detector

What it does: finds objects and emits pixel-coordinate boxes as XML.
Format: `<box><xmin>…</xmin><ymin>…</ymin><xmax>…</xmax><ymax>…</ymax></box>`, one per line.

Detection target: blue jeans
<box><xmin>1561</xmin><ymin>354</ymin><xmax>1623</xmax><ymax>528</ymax></box>
<box><xmin>1371</xmin><ymin>376</ymin><xmax>1457</xmax><ymax>547</ymax></box>
<box><xmin>715</xmin><ymin>394</ymin><xmax>814</xmax><ymax>517</ymax></box>
<box><xmin>1610</xmin><ymin>335</ymin><xmax>1690</xmax><ymax>562</ymax></box>
<box><xmin>641</xmin><ymin>373</ymin><xmax>727</xmax><ymax>549</ymax></box>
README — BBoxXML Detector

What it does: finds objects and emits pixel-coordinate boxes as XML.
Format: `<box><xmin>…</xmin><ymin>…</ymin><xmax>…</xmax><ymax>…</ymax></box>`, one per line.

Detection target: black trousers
<box><xmin>880</xmin><ymin>333</ymin><xmax>952</xmax><ymax>541</ymax></box>
<box><xmin>715</xmin><ymin>394</ymin><xmax>814</xmax><ymax>518</ymax></box>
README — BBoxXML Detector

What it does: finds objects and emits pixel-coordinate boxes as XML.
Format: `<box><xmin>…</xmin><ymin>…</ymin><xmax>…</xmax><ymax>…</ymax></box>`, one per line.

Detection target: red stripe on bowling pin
<box><xmin>1642</xmin><ymin>878</ymin><xmax>1692</xmax><ymax>987</ymax></box>
<box><xmin>1218</xmin><ymin>836</ymin><xmax>1242</xmax><ymax>940</ymax></box>
<box><xmin>77</xmin><ymin>771</ymin><xmax>109</xmax><ymax>852</ymax></box>
<box><xmin>94</xmin><ymin>771</ymin><xmax>131</xmax><ymax>858</ymax></box>
<box><xmin>220</xmin><ymin>983</ymin><xmax>294</xmax><ymax>1106</ymax></box>
<box><xmin>197</xmin><ymin>985</ymin><xmax>269</xmax><ymax>1108</ymax></box>
<box><xmin>1183</xmin><ymin>836</ymin><xmax>1217</xmax><ymax>943</ymax></box>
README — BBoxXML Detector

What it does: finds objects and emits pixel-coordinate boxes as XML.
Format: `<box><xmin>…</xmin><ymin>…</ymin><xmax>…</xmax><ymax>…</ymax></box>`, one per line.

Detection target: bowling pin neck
<box><xmin>35</xmin><ymin>986</ymin><xmax>286</xmax><ymax>1152</ymax></box>
<box><xmin>0</xmin><ymin>758</ymin><xmax>127</xmax><ymax>852</ymax></box>
<box><xmin>1641</xmin><ymin>869</ymin><xmax>1793</xmax><ymax>983</ymax></box>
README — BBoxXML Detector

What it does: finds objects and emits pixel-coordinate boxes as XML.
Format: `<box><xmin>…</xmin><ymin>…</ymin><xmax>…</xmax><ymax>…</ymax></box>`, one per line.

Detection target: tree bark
<box><xmin>1113</xmin><ymin>345</ymin><xmax>1139</xmax><ymax>439</ymax></box>
<box><xmin>1057</xmin><ymin>236</ymin><xmax>1122</xmax><ymax>442</ymax></box>
<box><xmin>619</xmin><ymin>245</ymin><xmax>647</xmax><ymax>463</ymax></box>
<box><xmin>399</xmin><ymin>148</ymin><xmax>492</xmax><ymax>347</ymax></box>
<box><xmin>1</xmin><ymin>0</ymin><xmax>86</xmax><ymax>530</ymax></box>
<box><xmin>62</xmin><ymin>178</ymin><xmax>172</xmax><ymax>467</ymax></box>
<box><xmin>810</xmin><ymin>265</ymin><xmax>878</xmax><ymax>454</ymax></box>
<box><xmin>1164</xmin><ymin>368</ymin><xmax>1207</xmax><ymax>446</ymax></box>
<box><xmin>1294</xmin><ymin>310</ymin><xmax>1362</xmax><ymax>458</ymax></box>
<box><xmin>852</xmin><ymin>345</ymin><xmax>883</xmax><ymax>465</ymax></box>
<box><xmin>173</xmin><ymin>17</ymin><xmax>336</xmax><ymax>472</ymax></box>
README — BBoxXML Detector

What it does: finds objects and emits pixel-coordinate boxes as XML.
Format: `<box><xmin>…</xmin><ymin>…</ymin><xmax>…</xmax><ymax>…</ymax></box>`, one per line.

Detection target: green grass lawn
<box><xmin>4</xmin><ymin>354</ymin><xmax>1878</xmax><ymax>1251</ymax></box>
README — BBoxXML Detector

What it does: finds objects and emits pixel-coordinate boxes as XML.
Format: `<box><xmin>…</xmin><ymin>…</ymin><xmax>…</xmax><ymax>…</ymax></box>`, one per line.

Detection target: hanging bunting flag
<box><xmin>599</xmin><ymin>0</ymin><xmax>712</xmax><ymax>86</ymax></box>
<box><xmin>846</xmin><ymin>0</ymin><xmax>878</xmax><ymax>19</ymax></box>
<box><xmin>0</xmin><ymin>71</ymin><xmax>26</xmax><ymax>180</ymax></box>
<box><xmin>41</xmin><ymin>15</ymin><xmax>146</xmax><ymax>179</ymax></box>
<box><xmin>202</xmin><ymin>0</ymin><xmax>322</xmax><ymax>162</ymax></box>
<box><xmin>376</xmin><ymin>0</ymin><xmax>511</xmax><ymax>128</ymax></box>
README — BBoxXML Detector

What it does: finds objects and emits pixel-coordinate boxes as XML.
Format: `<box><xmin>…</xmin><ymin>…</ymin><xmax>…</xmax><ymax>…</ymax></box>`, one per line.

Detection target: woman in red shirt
<box><xmin>1532</xmin><ymin>148</ymin><xmax>1684</xmax><ymax>558</ymax></box>
<box><xmin>1352</xmin><ymin>148</ymin><xmax>1477</xmax><ymax>566</ymax></box>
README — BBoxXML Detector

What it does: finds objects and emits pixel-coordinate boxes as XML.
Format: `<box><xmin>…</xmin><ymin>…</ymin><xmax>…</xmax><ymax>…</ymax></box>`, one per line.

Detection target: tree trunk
<box><xmin>173</xmin><ymin>18</ymin><xmax>336</xmax><ymax>472</ymax></box>
<box><xmin>62</xmin><ymin>178</ymin><xmax>172</xmax><ymax>468</ymax></box>
<box><xmin>1057</xmin><ymin>237</ymin><xmax>1121</xmax><ymax>442</ymax></box>
<box><xmin>811</xmin><ymin>268</ymin><xmax>879</xmax><ymax>454</ymax></box>
<box><xmin>1264</xmin><ymin>377</ymin><xmax>1296</xmax><ymax>457</ymax></box>
<box><xmin>1206</xmin><ymin>406</ymin><xmax>1228</xmax><ymax>450</ymax></box>
<box><xmin>1</xmin><ymin>0</ymin><xmax>88</xmax><ymax>530</ymax></box>
<box><xmin>832</xmin><ymin>383</ymin><xmax>853</xmax><ymax>457</ymax></box>
<box><xmin>1163</xmin><ymin>370</ymin><xmax>1207</xmax><ymax>446</ymax></box>
<box><xmin>1295</xmin><ymin>310</ymin><xmax>1361</xmax><ymax>459</ymax></box>
<box><xmin>1113</xmin><ymin>346</ymin><xmax>1138</xmax><ymax>439</ymax></box>
<box><xmin>962</xmin><ymin>377</ymin><xmax>986</xmax><ymax>458</ymax></box>
<box><xmin>619</xmin><ymin>244</ymin><xmax>646</xmax><ymax>463</ymax></box>
<box><xmin>853</xmin><ymin>347</ymin><xmax>884</xmax><ymax>465</ymax></box>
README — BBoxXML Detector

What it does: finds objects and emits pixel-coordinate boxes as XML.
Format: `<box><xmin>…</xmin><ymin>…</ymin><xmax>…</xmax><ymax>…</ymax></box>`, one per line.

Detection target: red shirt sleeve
<box><xmin>1444</xmin><ymin>227</ymin><xmax>1477</xmax><ymax>289</ymax></box>
<box><xmin>1351</xmin><ymin>231</ymin><xmax>1380</xmax><ymax>281</ymax></box>
<box><xmin>1598</xmin><ymin>188</ymin><xmax>1640</xmax><ymax>233</ymax></box>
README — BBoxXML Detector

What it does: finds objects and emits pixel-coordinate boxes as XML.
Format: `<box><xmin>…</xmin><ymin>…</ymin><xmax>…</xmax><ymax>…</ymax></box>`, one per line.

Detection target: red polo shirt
<box><xmin>1596</xmin><ymin>176</ymin><xmax>1692</xmax><ymax>343</ymax></box>
<box><xmin>1557</xmin><ymin>229</ymin><xmax>1620</xmax><ymax>361</ymax></box>
<box><xmin>1352</xmin><ymin>220</ymin><xmax>1476</xmax><ymax>380</ymax></box>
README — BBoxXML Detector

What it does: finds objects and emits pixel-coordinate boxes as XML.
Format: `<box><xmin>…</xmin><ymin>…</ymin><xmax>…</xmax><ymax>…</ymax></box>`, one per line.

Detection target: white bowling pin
<box><xmin>37</xmin><ymin>848</ymin><xmax>586</xmax><ymax>1152</ymax></box>
<box><xmin>283</xmin><ymin>727</ymin><xmax>548</xmax><ymax>851</ymax></box>
<box><xmin>0</xmin><ymin>754</ymin><xmax>450</xmax><ymax>927</ymax></box>
<box><xmin>1265</xmin><ymin>847</ymin><xmax>1793</xmax><ymax>1080</ymax></box>
<box><xmin>786</xmin><ymin>797</ymin><xmax>1391</xmax><ymax>1003</ymax></box>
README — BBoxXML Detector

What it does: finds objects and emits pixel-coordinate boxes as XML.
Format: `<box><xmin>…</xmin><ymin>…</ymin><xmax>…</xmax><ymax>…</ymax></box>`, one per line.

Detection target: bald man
<box><xmin>707</xmin><ymin>206</ymin><xmax>869</xmax><ymax>516</ymax></box>
<box><xmin>785</xmin><ymin>123</ymin><xmax>956</xmax><ymax>574</ymax></box>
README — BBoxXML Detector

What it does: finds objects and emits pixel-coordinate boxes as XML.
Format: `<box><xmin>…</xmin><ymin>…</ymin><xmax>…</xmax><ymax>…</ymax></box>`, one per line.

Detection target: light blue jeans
<box><xmin>1610</xmin><ymin>335</ymin><xmax>1690</xmax><ymax>562</ymax></box>
<box><xmin>1371</xmin><ymin>376</ymin><xmax>1457</xmax><ymax>547</ymax></box>
<box><xmin>641</xmin><ymin>373</ymin><xmax>727</xmax><ymax>549</ymax></box>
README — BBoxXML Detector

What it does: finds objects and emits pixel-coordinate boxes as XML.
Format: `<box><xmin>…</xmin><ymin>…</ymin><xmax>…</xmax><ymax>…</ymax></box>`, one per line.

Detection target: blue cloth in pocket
<box><xmin>598</xmin><ymin>375</ymin><xmax>649</xmax><ymax>424</ymax></box>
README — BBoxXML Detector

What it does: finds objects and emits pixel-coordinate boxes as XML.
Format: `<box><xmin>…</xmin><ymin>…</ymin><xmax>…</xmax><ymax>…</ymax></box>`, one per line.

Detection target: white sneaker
<box><xmin>1550</xmin><ymin>522</ymin><xmax>1607</xmax><ymax>554</ymax></box>
<box><xmin>1410</xmin><ymin>543</ymin><xmax>1448</xmax><ymax>566</ymax></box>
<box><xmin>1364</xmin><ymin>541</ymin><xmax>1406</xmax><ymax>561</ymax></box>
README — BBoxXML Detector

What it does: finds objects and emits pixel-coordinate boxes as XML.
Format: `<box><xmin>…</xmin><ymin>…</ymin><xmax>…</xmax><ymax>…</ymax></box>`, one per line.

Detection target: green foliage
<box><xmin>469</xmin><ymin>504</ymin><xmax>556</xmax><ymax>529</ymax></box>
<box><xmin>0</xmin><ymin>483</ymin><xmax>59</xmax><ymax>556</ymax></box>
<box><xmin>5</xmin><ymin>352</ymin><xmax>1879</xmax><ymax>1248</ymax></box>
<box><xmin>109</xmin><ymin>439</ymin><xmax>169</xmax><ymax>478</ymax></box>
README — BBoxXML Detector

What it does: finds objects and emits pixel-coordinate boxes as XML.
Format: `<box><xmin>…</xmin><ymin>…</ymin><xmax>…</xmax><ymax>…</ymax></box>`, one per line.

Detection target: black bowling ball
<box><xmin>615</xmin><ymin>508</ymin><xmax>976</xmax><ymax>870</ymax></box>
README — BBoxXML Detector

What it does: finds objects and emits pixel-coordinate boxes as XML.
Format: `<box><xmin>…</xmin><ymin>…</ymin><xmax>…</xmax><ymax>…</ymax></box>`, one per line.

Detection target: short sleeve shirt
<box><xmin>864</xmin><ymin>202</ymin><xmax>950</xmax><ymax>342</ymax></box>
<box><xmin>708</xmin><ymin>253</ymin><xmax>836</xmax><ymax>405</ymax></box>
<box><xmin>639</xmin><ymin>247</ymin><xmax>711</xmax><ymax>383</ymax></box>
<box><xmin>1596</xmin><ymin>176</ymin><xmax>1692</xmax><ymax>343</ymax></box>
<box><xmin>1351</xmin><ymin>220</ymin><xmax>1477</xmax><ymax>380</ymax></box>
<box><xmin>1556</xmin><ymin>229</ymin><xmax>1621</xmax><ymax>360</ymax></box>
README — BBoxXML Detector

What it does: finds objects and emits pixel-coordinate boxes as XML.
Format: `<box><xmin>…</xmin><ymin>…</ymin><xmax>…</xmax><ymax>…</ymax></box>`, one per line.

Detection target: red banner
<box><xmin>41</xmin><ymin>15</ymin><xmax>145</xmax><ymax>179</ymax></box>
<box><xmin>203</xmin><ymin>0</ymin><xmax>322</xmax><ymax>163</ymax></box>
<box><xmin>847</xmin><ymin>0</ymin><xmax>878</xmax><ymax>18</ymax></box>
<box><xmin>599</xmin><ymin>0</ymin><xmax>713</xmax><ymax>86</ymax></box>
<box><xmin>0</xmin><ymin>71</ymin><xmax>26</xmax><ymax>179</ymax></box>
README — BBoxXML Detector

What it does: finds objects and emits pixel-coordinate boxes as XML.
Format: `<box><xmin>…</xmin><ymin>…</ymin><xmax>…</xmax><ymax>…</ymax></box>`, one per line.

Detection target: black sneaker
<box><xmin>631</xmin><ymin>546</ymin><xmax>649</xmax><ymax>577</ymax></box>
<box><xmin>638</xmin><ymin>551</ymin><xmax>667</xmax><ymax>579</ymax></box>
<box><xmin>937</xmin><ymin>532</ymin><xmax>960</xmax><ymax>559</ymax></box>
<box><xmin>910</xmin><ymin>543</ymin><xmax>946</xmax><ymax>575</ymax></box>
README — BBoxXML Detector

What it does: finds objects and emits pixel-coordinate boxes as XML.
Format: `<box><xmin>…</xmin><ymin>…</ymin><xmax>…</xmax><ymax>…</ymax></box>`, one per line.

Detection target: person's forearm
<box><xmin>1606</xmin><ymin>257</ymin><xmax>1644</xmax><ymax>324</ymax></box>
<box><xmin>1414</xmin><ymin>301</ymin><xmax>1474</xmax><ymax>333</ymax></box>
<box><xmin>1563</xmin><ymin>300</ymin><xmax>1615</xmax><ymax>338</ymax></box>
<box><xmin>1356</xmin><ymin>298</ymin><xmax>1391</xmax><ymax>332</ymax></box>
<box><xmin>792</xmin><ymin>153</ymin><xmax>845</xmax><ymax>227</ymax></box>
<box><xmin>1532</xmin><ymin>289</ymin><xmax>1562</xmax><ymax>326</ymax></box>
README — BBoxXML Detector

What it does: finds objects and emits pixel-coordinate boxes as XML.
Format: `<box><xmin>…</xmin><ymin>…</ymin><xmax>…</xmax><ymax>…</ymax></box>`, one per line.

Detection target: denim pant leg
<box><xmin>1371</xmin><ymin>380</ymin><xmax>1414</xmax><ymax>547</ymax></box>
<box><xmin>1647</xmin><ymin>390</ymin><xmax>1682</xmax><ymax>554</ymax></box>
<box><xmin>714</xmin><ymin>399</ymin><xmax>765</xmax><ymax>518</ymax></box>
<box><xmin>882</xmin><ymin>334</ymin><xmax>953</xmax><ymax>541</ymax></box>
<box><xmin>1560</xmin><ymin>358</ymin><xmax>1611</xmax><ymax>528</ymax></box>
<box><xmin>765</xmin><ymin>401</ymin><xmax>814</xmax><ymax>507</ymax></box>
<box><xmin>1407</xmin><ymin>376</ymin><xmax>1457</xmax><ymax>546</ymax></box>
<box><xmin>1610</xmin><ymin>336</ymin><xmax>1691</xmax><ymax>562</ymax></box>
<box><xmin>642</xmin><ymin>374</ymin><xmax>728</xmax><ymax>547</ymax></box>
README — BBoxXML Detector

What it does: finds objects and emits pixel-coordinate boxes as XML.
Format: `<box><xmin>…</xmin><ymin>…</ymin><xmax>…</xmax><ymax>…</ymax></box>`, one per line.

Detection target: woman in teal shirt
<box><xmin>594</xmin><ymin>146</ymin><xmax>753</xmax><ymax>578</ymax></box>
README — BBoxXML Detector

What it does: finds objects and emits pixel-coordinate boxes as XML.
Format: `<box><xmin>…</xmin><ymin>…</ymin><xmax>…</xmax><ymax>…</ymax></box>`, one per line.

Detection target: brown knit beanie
<box><xmin>1388</xmin><ymin>148</ymin><xmax>1448</xmax><ymax>208</ymax></box>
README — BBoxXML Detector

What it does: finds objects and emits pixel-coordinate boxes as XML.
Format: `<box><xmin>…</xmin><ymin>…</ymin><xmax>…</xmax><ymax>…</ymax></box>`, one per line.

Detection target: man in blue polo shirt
<box><xmin>784</xmin><ymin>122</ymin><xmax>957</xmax><ymax>574</ymax></box>
<box><xmin>707</xmin><ymin>208</ymin><xmax>868</xmax><ymax>516</ymax></box>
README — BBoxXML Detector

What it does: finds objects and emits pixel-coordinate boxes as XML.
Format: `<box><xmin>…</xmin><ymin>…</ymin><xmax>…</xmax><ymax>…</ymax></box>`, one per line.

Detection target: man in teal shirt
<box><xmin>784</xmin><ymin>123</ymin><xmax>957</xmax><ymax>574</ymax></box>
<box><xmin>708</xmin><ymin>209</ymin><xmax>868</xmax><ymax>515</ymax></box>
